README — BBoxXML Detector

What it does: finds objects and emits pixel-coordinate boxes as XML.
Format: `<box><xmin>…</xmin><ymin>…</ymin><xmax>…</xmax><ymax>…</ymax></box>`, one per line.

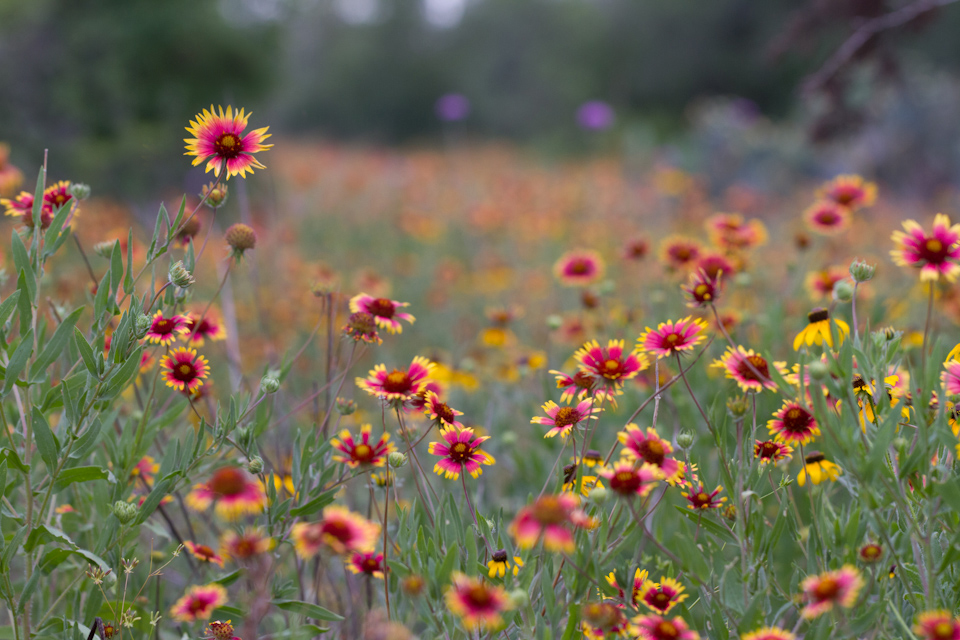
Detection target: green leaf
<box><xmin>0</xmin><ymin>448</ymin><xmax>29</xmax><ymax>475</ymax></box>
<box><xmin>2</xmin><ymin>330</ymin><xmax>33</xmax><ymax>396</ymax></box>
<box><xmin>0</xmin><ymin>290</ymin><xmax>21</xmax><ymax>327</ymax></box>
<box><xmin>437</xmin><ymin>542</ymin><xmax>458</xmax><ymax>588</ymax></box>
<box><xmin>52</xmin><ymin>466</ymin><xmax>114</xmax><ymax>493</ymax></box>
<box><xmin>15</xmin><ymin>270</ymin><xmax>32</xmax><ymax>336</ymax></box>
<box><xmin>135</xmin><ymin>476</ymin><xmax>175</xmax><ymax>524</ymax></box>
<box><xmin>93</xmin><ymin>270</ymin><xmax>110</xmax><ymax>322</ymax></box>
<box><xmin>1</xmin><ymin>526</ymin><xmax>27</xmax><ymax>571</ymax></box>
<box><xmin>167</xmin><ymin>196</ymin><xmax>186</xmax><ymax>242</ymax></box>
<box><xmin>10</xmin><ymin>232</ymin><xmax>35</xmax><ymax>300</ymax></box>
<box><xmin>147</xmin><ymin>203</ymin><xmax>166</xmax><ymax>260</ymax></box>
<box><xmin>74</xmin><ymin>328</ymin><xmax>99</xmax><ymax>378</ymax></box>
<box><xmin>31</xmin><ymin>407</ymin><xmax>59</xmax><ymax>472</ymax></box>
<box><xmin>24</xmin><ymin>524</ymin><xmax>72</xmax><ymax>553</ymax></box>
<box><xmin>289</xmin><ymin>490</ymin><xmax>337</xmax><ymax>518</ymax></box>
<box><xmin>123</xmin><ymin>230</ymin><xmax>135</xmax><ymax>294</ymax></box>
<box><xmin>28</xmin><ymin>167</ymin><xmax>44</xmax><ymax>231</ymax></box>
<box><xmin>30</xmin><ymin>307</ymin><xmax>84</xmax><ymax>379</ymax></box>
<box><xmin>101</xmin><ymin>345</ymin><xmax>143</xmax><ymax>400</ymax></box>
<box><xmin>110</xmin><ymin>240</ymin><xmax>123</xmax><ymax>295</ymax></box>
<box><xmin>16</xmin><ymin>570</ymin><xmax>40</xmax><ymax>614</ymax></box>
<box><xmin>272</xmin><ymin>600</ymin><xmax>344</xmax><ymax>622</ymax></box>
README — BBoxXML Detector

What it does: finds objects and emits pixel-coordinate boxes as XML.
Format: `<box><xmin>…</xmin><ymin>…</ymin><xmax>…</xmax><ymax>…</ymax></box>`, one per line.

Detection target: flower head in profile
<box><xmin>219</xmin><ymin>527</ymin><xmax>274</xmax><ymax>561</ymax></box>
<box><xmin>159</xmin><ymin>348</ymin><xmax>210</xmax><ymax>393</ymax></box>
<box><xmin>681</xmin><ymin>480</ymin><xmax>726</xmax><ymax>510</ymax></box>
<box><xmin>913</xmin><ymin>610</ymin><xmax>960</xmax><ymax>640</ymax></box>
<box><xmin>705</xmin><ymin>212</ymin><xmax>767</xmax><ymax>250</ymax></box>
<box><xmin>184</xmin><ymin>541</ymin><xmax>225</xmax><ymax>567</ymax></box>
<box><xmin>793</xmin><ymin>308</ymin><xmax>849</xmax><ymax>351</ymax></box>
<box><xmin>617</xmin><ymin>424</ymin><xmax>685</xmax><ymax>485</ymax></box>
<box><xmin>817</xmin><ymin>175</ymin><xmax>877</xmax><ymax>211</ymax></box>
<box><xmin>182</xmin><ymin>310</ymin><xmax>227</xmax><ymax>347</ymax></box>
<box><xmin>804</xmin><ymin>201</ymin><xmax>850</xmax><ymax>236</ymax></box>
<box><xmin>632</xmin><ymin>614</ymin><xmax>700</xmax><ymax>640</ymax></box>
<box><xmin>349</xmin><ymin>294</ymin><xmax>415</xmax><ymax>334</ymax></box>
<box><xmin>444</xmin><ymin>573</ymin><xmax>512</xmax><ymax>631</ymax></box>
<box><xmin>891</xmin><ymin>214</ymin><xmax>960</xmax><ymax>282</ymax></box>
<box><xmin>799</xmin><ymin>565</ymin><xmax>863</xmax><ymax>618</ymax></box>
<box><xmin>422</xmin><ymin>391</ymin><xmax>464</xmax><ymax>428</ymax></box>
<box><xmin>659</xmin><ymin>236</ymin><xmax>703</xmax><ymax>272</ymax></box>
<box><xmin>531</xmin><ymin>398</ymin><xmax>601</xmax><ymax>439</ymax></box>
<box><xmin>554</xmin><ymin>250</ymin><xmax>605</xmax><ymax>286</ymax></box>
<box><xmin>356</xmin><ymin>356</ymin><xmax>434</xmax><ymax>407</ymax></box>
<box><xmin>2</xmin><ymin>180</ymin><xmax>76</xmax><ymax>229</ymax></box>
<box><xmin>574</xmin><ymin>339</ymin><xmax>648</xmax><ymax>392</ymax></box>
<box><xmin>331</xmin><ymin>424</ymin><xmax>395</xmax><ymax>468</ymax></box>
<box><xmin>509</xmin><ymin>493</ymin><xmax>596</xmax><ymax>553</ymax></box>
<box><xmin>581</xmin><ymin>601</ymin><xmax>629</xmax><ymax>639</ymax></box>
<box><xmin>185</xmin><ymin>105</ymin><xmax>272</xmax><ymax>179</ymax></box>
<box><xmin>805</xmin><ymin>267</ymin><xmax>848</xmax><ymax>300</ymax></box>
<box><xmin>711</xmin><ymin>346</ymin><xmax>784</xmax><ymax>393</ymax></box>
<box><xmin>639</xmin><ymin>317</ymin><xmax>707</xmax><ymax>359</ymax></box>
<box><xmin>599</xmin><ymin>460</ymin><xmax>662</xmax><ymax>498</ymax></box>
<box><xmin>797</xmin><ymin>451</ymin><xmax>842</xmax><ymax>486</ymax></box>
<box><xmin>291</xmin><ymin>506</ymin><xmax>379</xmax><ymax>558</ymax></box>
<box><xmin>859</xmin><ymin>543</ymin><xmax>883</xmax><ymax>563</ymax></box>
<box><xmin>741</xmin><ymin>627</ymin><xmax>796</xmax><ymax>640</ymax></box>
<box><xmin>767</xmin><ymin>401</ymin><xmax>820</xmax><ymax>445</ymax></box>
<box><xmin>487</xmin><ymin>549</ymin><xmax>523</xmax><ymax>578</ymax></box>
<box><xmin>347</xmin><ymin>551</ymin><xmax>385</xmax><ymax>579</ymax></box>
<box><xmin>428</xmin><ymin>427</ymin><xmax>495</xmax><ymax>479</ymax></box>
<box><xmin>206</xmin><ymin>620</ymin><xmax>239</xmax><ymax>640</ymax></box>
<box><xmin>682</xmin><ymin>269</ymin><xmax>722</xmax><ymax>307</ymax></box>
<box><xmin>696</xmin><ymin>252</ymin><xmax>737</xmax><ymax>281</ymax></box>
<box><xmin>343</xmin><ymin>312</ymin><xmax>381</xmax><ymax>345</ymax></box>
<box><xmin>637</xmin><ymin>577</ymin><xmax>687</xmax><ymax>614</ymax></box>
<box><xmin>185</xmin><ymin>466</ymin><xmax>266</xmax><ymax>521</ymax></box>
<box><xmin>753</xmin><ymin>440</ymin><xmax>793</xmax><ymax>464</ymax></box>
<box><xmin>145</xmin><ymin>311</ymin><xmax>189</xmax><ymax>346</ymax></box>
<box><xmin>170</xmin><ymin>583</ymin><xmax>228</xmax><ymax>622</ymax></box>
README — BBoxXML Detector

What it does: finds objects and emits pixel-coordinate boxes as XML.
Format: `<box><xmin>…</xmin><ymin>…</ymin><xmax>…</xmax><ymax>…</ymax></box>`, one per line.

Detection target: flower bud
<box><xmin>134</xmin><ymin>312</ymin><xmax>152</xmax><ymax>340</ymax></box>
<box><xmin>401</xmin><ymin>574</ymin><xmax>424</xmax><ymax>596</ymax></box>
<box><xmin>388</xmin><ymin>452</ymin><xmax>408</xmax><ymax>468</ymax></box>
<box><xmin>808</xmin><ymin>361</ymin><xmax>829</xmax><ymax>381</ymax></box>
<box><xmin>509</xmin><ymin>589</ymin><xmax>529</xmax><ymax>608</ymax></box>
<box><xmin>499</xmin><ymin>431</ymin><xmax>517</xmax><ymax>446</ymax></box>
<box><xmin>849</xmin><ymin>259</ymin><xmax>876</xmax><ymax>283</ymax></box>
<box><xmin>676</xmin><ymin>431</ymin><xmax>695</xmax><ymax>450</ymax></box>
<box><xmin>93</xmin><ymin>240</ymin><xmax>116</xmax><ymax>258</ymax></box>
<box><xmin>832</xmin><ymin>280</ymin><xmax>854</xmax><ymax>303</ymax></box>
<box><xmin>546</xmin><ymin>314</ymin><xmax>563</xmax><ymax>330</ymax></box>
<box><xmin>113</xmin><ymin>501</ymin><xmax>138</xmax><ymax>524</ymax></box>
<box><xmin>733</xmin><ymin>272</ymin><xmax>752</xmax><ymax>288</ymax></box>
<box><xmin>201</xmin><ymin>182</ymin><xmax>229</xmax><ymax>208</ymax></box>
<box><xmin>588</xmin><ymin>486</ymin><xmax>609</xmax><ymax>503</ymax></box>
<box><xmin>168</xmin><ymin>261</ymin><xmax>195</xmax><ymax>289</ymax></box>
<box><xmin>726</xmin><ymin>396</ymin><xmax>750</xmax><ymax>419</ymax></box>
<box><xmin>336</xmin><ymin>398</ymin><xmax>357</xmax><ymax>415</ymax></box>
<box><xmin>260</xmin><ymin>375</ymin><xmax>280</xmax><ymax>394</ymax></box>
<box><xmin>247</xmin><ymin>456</ymin><xmax>264</xmax><ymax>474</ymax></box>
<box><xmin>225</xmin><ymin>223</ymin><xmax>257</xmax><ymax>260</ymax></box>
<box><xmin>68</xmin><ymin>183</ymin><xmax>92</xmax><ymax>201</ymax></box>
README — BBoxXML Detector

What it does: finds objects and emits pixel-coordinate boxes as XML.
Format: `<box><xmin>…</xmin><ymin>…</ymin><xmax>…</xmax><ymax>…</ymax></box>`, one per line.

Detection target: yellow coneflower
<box><xmin>793</xmin><ymin>308</ymin><xmax>850</xmax><ymax>351</ymax></box>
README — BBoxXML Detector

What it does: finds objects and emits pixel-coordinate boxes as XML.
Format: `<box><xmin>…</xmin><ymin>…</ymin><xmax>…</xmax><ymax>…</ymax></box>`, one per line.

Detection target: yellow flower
<box><xmin>486</xmin><ymin>550</ymin><xmax>523</xmax><ymax>578</ymax></box>
<box><xmin>797</xmin><ymin>451</ymin><xmax>842</xmax><ymax>486</ymax></box>
<box><xmin>793</xmin><ymin>308</ymin><xmax>850</xmax><ymax>351</ymax></box>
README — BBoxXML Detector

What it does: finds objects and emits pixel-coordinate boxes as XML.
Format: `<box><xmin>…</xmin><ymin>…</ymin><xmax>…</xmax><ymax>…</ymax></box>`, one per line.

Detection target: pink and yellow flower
<box><xmin>913</xmin><ymin>610</ymin><xmax>960</xmax><ymax>640</ymax></box>
<box><xmin>943</xmin><ymin>361</ymin><xmax>960</xmax><ymax>396</ymax></box>
<box><xmin>510</xmin><ymin>493</ymin><xmax>595</xmax><ymax>553</ymax></box>
<box><xmin>185</xmin><ymin>466</ymin><xmax>266</xmax><ymax>521</ymax></box>
<box><xmin>182</xmin><ymin>309</ymin><xmax>227</xmax><ymax>347</ymax></box>
<box><xmin>184</xmin><ymin>541</ymin><xmax>225</xmax><ymax>567</ymax></box>
<box><xmin>444</xmin><ymin>573</ymin><xmax>512</xmax><ymax>631</ymax></box>
<box><xmin>145</xmin><ymin>311</ymin><xmax>189</xmax><ymax>345</ymax></box>
<box><xmin>423</xmin><ymin>391</ymin><xmax>464</xmax><ymax>428</ymax></box>
<box><xmin>891</xmin><ymin>214</ymin><xmax>960</xmax><ymax>282</ymax></box>
<box><xmin>331</xmin><ymin>424</ymin><xmax>395</xmax><ymax>468</ymax></box>
<box><xmin>347</xmin><ymin>551</ymin><xmax>386</xmax><ymax>579</ymax></box>
<box><xmin>799</xmin><ymin>565</ymin><xmax>863</xmax><ymax>618</ymax></box>
<box><xmin>531</xmin><ymin>398</ymin><xmax>601</xmax><ymax>439</ymax></box>
<box><xmin>184</xmin><ymin>105</ymin><xmax>272</xmax><ymax>179</ymax></box>
<box><xmin>291</xmin><ymin>506</ymin><xmax>379</xmax><ymax>558</ymax></box>
<box><xmin>767</xmin><ymin>401</ymin><xmax>820</xmax><ymax>445</ymax></box>
<box><xmin>805</xmin><ymin>267</ymin><xmax>847</xmax><ymax>300</ymax></box>
<box><xmin>636</xmin><ymin>577</ymin><xmax>687</xmax><ymax>614</ymax></box>
<box><xmin>428</xmin><ymin>427</ymin><xmax>495</xmax><ymax>479</ymax></box>
<box><xmin>349</xmin><ymin>294</ymin><xmax>416</xmax><ymax>334</ymax></box>
<box><xmin>711</xmin><ymin>346</ymin><xmax>784</xmax><ymax>393</ymax></box>
<box><xmin>639</xmin><ymin>317</ymin><xmax>707</xmax><ymax>359</ymax></box>
<box><xmin>219</xmin><ymin>527</ymin><xmax>274</xmax><ymax>561</ymax></box>
<box><xmin>705</xmin><ymin>212</ymin><xmax>767</xmax><ymax>250</ymax></box>
<box><xmin>753</xmin><ymin>440</ymin><xmax>793</xmax><ymax>464</ymax></box>
<box><xmin>356</xmin><ymin>356</ymin><xmax>433</xmax><ymax>406</ymax></box>
<box><xmin>342</xmin><ymin>312</ymin><xmax>381</xmax><ymax>344</ymax></box>
<box><xmin>206</xmin><ymin>620</ymin><xmax>239</xmax><ymax>640</ymax></box>
<box><xmin>553</xmin><ymin>249</ymin><xmax>605</xmax><ymax>286</ymax></box>
<box><xmin>170</xmin><ymin>583</ymin><xmax>228</xmax><ymax>622</ymax></box>
<box><xmin>581</xmin><ymin>601</ymin><xmax>629</xmax><ymax>639</ymax></box>
<box><xmin>574</xmin><ymin>339</ymin><xmax>648</xmax><ymax>392</ymax></box>
<box><xmin>617</xmin><ymin>424</ymin><xmax>685</xmax><ymax>485</ymax></box>
<box><xmin>817</xmin><ymin>174</ymin><xmax>877</xmax><ymax>211</ymax></box>
<box><xmin>599</xmin><ymin>460</ymin><xmax>662</xmax><ymax>498</ymax></box>
<box><xmin>741</xmin><ymin>627</ymin><xmax>796</xmax><ymax>640</ymax></box>
<box><xmin>804</xmin><ymin>201</ymin><xmax>850</xmax><ymax>236</ymax></box>
<box><xmin>633</xmin><ymin>614</ymin><xmax>700</xmax><ymax>640</ymax></box>
<box><xmin>659</xmin><ymin>236</ymin><xmax>703</xmax><ymax>272</ymax></box>
<box><xmin>159</xmin><ymin>347</ymin><xmax>210</xmax><ymax>393</ymax></box>
<box><xmin>681</xmin><ymin>480</ymin><xmax>726</xmax><ymax>510</ymax></box>
<box><xmin>682</xmin><ymin>269</ymin><xmax>722</xmax><ymax>307</ymax></box>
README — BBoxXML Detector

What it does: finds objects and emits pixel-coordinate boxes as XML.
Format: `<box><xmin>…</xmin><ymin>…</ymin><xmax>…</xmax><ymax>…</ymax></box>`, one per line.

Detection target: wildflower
<box><xmin>659</xmin><ymin>236</ymin><xmax>703</xmax><ymax>272</ymax></box>
<box><xmin>184</xmin><ymin>541</ymin><xmax>225</xmax><ymax>567</ymax></box>
<box><xmin>741</xmin><ymin>627</ymin><xmax>796</xmax><ymax>640</ymax></box>
<box><xmin>799</xmin><ymin>565</ymin><xmax>863</xmax><ymax>618</ymax></box>
<box><xmin>617</xmin><ymin>424</ymin><xmax>685</xmax><ymax>485</ymax></box>
<box><xmin>712</xmin><ymin>346</ymin><xmax>784</xmax><ymax>393</ymax></box>
<box><xmin>145</xmin><ymin>311</ymin><xmax>189</xmax><ymax>346</ymax></box>
<box><xmin>753</xmin><ymin>440</ymin><xmax>793</xmax><ymax>464</ymax></box>
<box><xmin>623</xmin><ymin>237</ymin><xmax>649</xmax><ymax>260</ymax></box>
<box><xmin>422</xmin><ymin>391</ymin><xmax>464</xmax><ymax>428</ymax></box>
<box><xmin>696</xmin><ymin>252</ymin><xmax>736</xmax><ymax>280</ymax></box>
<box><xmin>428</xmin><ymin>427</ymin><xmax>495</xmax><ymax>479</ymax></box>
<box><xmin>581</xmin><ymin>601</ymin><xmax>628</xmax><ymax>638</ymax></box>
<box><xmin>562</xmin><ymin>463</ymin><xmax>602</xmax><ymax>496</ymax></box>
<box><xmin>131</xmin><ymin>455</ymin><xmax>159</xmax><ymax>485</ymax></box>
<box><xmin>186</xmin><ymin>466</ymin><xmax>266</xmax><ymax>521</ymax></box>
<box><xmin>913</xmin><ymin>611</ymin><xmax>960</xmax><ymax>640</ymax></box>
<box><xmin>206</xmin><ymin>620</ymin><xmax>239</xmax><ymax>640</ymax></box>
<box><xmin>169</xmin><ymin>261</ymin><xmax>195</xmax><ymax>289</ymax></box>
<box><xmin>402</xmin><ymin>574</ymin><xmax>425</xmax><ymax>596</ymax></box>
<box><xmin>551</xmin><ymin>369</ymin><xmax>598</xmax><ymax>404</ymax></box>
<box><xmin>159</xmin><ymin>347</ymin><xmax>210</xmax><ymax>393</ymax></box>
<box><xmin>184</xmin><ymin>105</ymin><xmax>272</xmax><ymax>179</ymax></box>
<box><xmin>705</xmin><ymin>213</ymin><xmax>767</xmax><ymax>250</ymax></box>
<box><xmin>356</xmin><ymin>356</ymin><xmax>434</xmax><ymax>406</ymax></box>
<box><xmin>487</xmin><ymin>549</ymin><xmax>522</xmax><ymax>578</ymax></box>
<box><xmin>176</xmin><ymin>215</ymin><xmax>203</xmax><ymax>246</ymax></box>
<box><xmin>182</xmin><ymin>309</ymin><xmax>227</xmax><ymax>347</ymax></box>
<box><xmin>599</xmin><ymin>460</ymin><xmax>661</xmax><ymax>498</ymax></box>
<box><xmin>859</xmin><ymin>543</ymin><xmax>883</xmax><ymax>563</ymax></box>
<box><xmin>682</xmin><ymin>481</ymin><xmax>726</xmax><ymax>510</ymax></box>
<box><xmin>100</xmin><ymin>621</ymin><xmax>117</xmax><ymax>639</ymax></box>
<box><xmin>574</xmin><ymin>339</ymin><xmax>648</xmax><ymax>392</ymax></box>
<box><xmin>818</xmin><ymin>174</ymin><xmax>877</xmax><ymax>211</ymax></box>
<box><xmin>797</xmin><ymin>451</ymin><xmax>842</xmax><ymax>486</ymax></box>
<box><xmin>682</xmin><ymin>269</ymin><xmax>722</xmax><ymax>307</ymax></box>
<box><xmin>509</xmin><ymin>493</ymin><xmax>596</xmax><ymax>553</ymax></box>
<box><xmin>291</xmin><ymin>506</ymin><xmax>379</xmax><ymax>558</ymax></box>
<box><xmin>219</xmin><ymin>527</ymin><xmax>274</xmax><ymax>560</ymax></box>
<box><xmin>0</xmin><ymin>143</ymin><xmax>23</xmax><ymax>197</ymax></box>
<box><xmin>633</xmin><ymin>614</ymin><xmax>700</xmax><ymax>640</ymax></box>
<box><xmin>347</xmin><ymin>551</ymin><xmax>385</xmax><ymax>579</ymax></box>
<box><xmin>531</xmin><ymin>398</ymin><xmax>601</xmax><ymax>439</ymax></box>
<box><xmin>805</xmin><ymin>267</ymin><xmax>848</xmax><ymax>301</ymax></box>
<box><xmin>343</xmin><ymin>311</ymin><xmax>381</xmax><ymax>344</ymax></box>
<box><xmin>331</xmin><ymin>424</ymin><xmax>395</xmax><ymax>468</ymax></box>
<box><xmin>444</xmin><ymin>573</ymin><xmax>512</xmax><ymax>631</ymax></box>
<box><xmin>637</xmin><ymin>577</ymin><xmax>687</xmax><ymax>614</ymax></box>
<box><xmin>202</xmin><ymin>181</ymin><xmax>229</xmax><ymax>208</ymax></box>
<box><xmin>224</xmin><ymin>223</ymin><xmax>257</xmax><ymax>259</ymax></box>
<box><xmin>942</xmin><ymin>361</ymin><xmax>960</xmax><ymax>396</ymax></box>
<box><xmin>553</xmin><ymin>249</ymin><xmax>605</xmax><ymax>286</ymax></box>
<box><xmin>349</xmin><ymin>294</ymin><xmax>416</xmax><ymax>334</ymax></box>
<box><xmin>1</xmin><ymin>192</ymin><xmax>36</xmax><ymax>222</ymax></box>
<box><xmin>849</xmin><ymin>259</ymin><xmax>876</xmax><ymax>283</ymax></box>
<box><xmin>767</xmin><ymin>401</ymin><xmax>820</xmax><ymax>445</ymax></box>
<box><xmin>170</xmin><ymin>584</ymin><xmax>228</xmax><ymax>622</ymax></box>
<box><xmin>639</xmin><ymin>317</ymin><xmax>707</xmax><ymax>359</ymax></box>
<box><xmin>804</xmin><ymin>201</ymin><xmax>850</xmax><ymax>236</ymax></box>
<box><xmin>891</xmin><ymin>214</ymin><xmax>960</xmax><ymax>281</ymax></box>
<box><xmin>793</xmin><ymin>308</ymin><xmax>850</xmax><ymax>351</ymax></box>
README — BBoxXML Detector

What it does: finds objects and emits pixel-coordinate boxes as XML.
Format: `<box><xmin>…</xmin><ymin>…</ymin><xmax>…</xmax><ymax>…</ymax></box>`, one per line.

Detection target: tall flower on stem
<box><xmin>793</xmin><ymin>308</ymin><xmax>849</xmax><ymax>351</ymax></box>
<box><xmin>799</xmin><ymin>565</ymin><xmax>863</xmax><ymax>618</ymax></box>
<box><xmin>599</xmin><ymin>460</ymin><xmax>662</xmax><ymax>498</ymax></box>
<box><xmin>331</xmin><ymin>424</ymin><xmax>395</xmax><ymax>468</ymax></box>
<box><xmin>574</xmin><ymin>339</ymin><xmax>648</xmax><ymax>395</ymax></box>
<box><xmin>184</xmin><ymin>105</ymin><xmax>272</xmax><ymax>179</ymax></box>
<box><xmin>428</xmin><ymin>427</ymin><xmax>495</xmax><ymax>479</ymax></box>
<box><xmin>349</xmin><ymin>294</ymin><xmax>416</xmax><ymax>334</ymax></box>
<box><xmin>185</xmin><ymin>466</ymin><xmax>266</xmax><ymax>521</ymax></box>
<box><xmin>531</xmin><ymin>398</ymin><xmax>601</xmax><ymax>439</ymax></box>
<box><xmin>356</xmin><ymin>356</ymin><xmax>434</xmax><ymax>407</ymax></box>
<box><xmin>617</xmin><ymin>424</ymin><xmax>685</xmax><ymax>485</ymax></box>
<box><xmin>638</xmin><ymin>317</ymin><xmax>707</xmax><ymax>359</ymax></box>
<box><xmin>891</xmin><ymin>214</ymin><xmax>960</xmax><ymax>282</ymax></box>
<box><xmin>767</xmin><ymin>401</ymin><xmax>820</xmax><ymax>445</ymax></box>
<box><xmin>170</xmin><ymin>584</ymin><xmax>228</xmax><ymax>622</ymax></box>
<box><xmin>711</xmin><ymin>346</ymin><xmax>784</xmax><ymax>393</ymax></box>
<box><xmin>509</xmin><ymin>493</ymin><xmax>596</xmax><ymax>553</ymax></box>
<box><xmin>291</xmin><ymin>505</ymin><xmax>379</xmax><ymax>558</ymax></box>
<box><xmin>160</xmin><ymin>347</ymin><xmax>210</xmax><ymax>393</ymax></box>
<box><xmin>444</xmin><ymin>573</ymin><xmax>512</xmax><ymax>631</ymax></box>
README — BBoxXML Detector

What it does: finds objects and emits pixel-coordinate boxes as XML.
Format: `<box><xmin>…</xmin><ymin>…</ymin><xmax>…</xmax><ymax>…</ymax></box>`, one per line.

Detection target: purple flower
<box><xmin>435</xmin><ymin>94</ymin><xmax>471</xmax><ymax>122</ymax></box>
<box><xmin>577</xmin><ymin>101</ymin><xmax>615</xmax><ymax>131</ymax></box>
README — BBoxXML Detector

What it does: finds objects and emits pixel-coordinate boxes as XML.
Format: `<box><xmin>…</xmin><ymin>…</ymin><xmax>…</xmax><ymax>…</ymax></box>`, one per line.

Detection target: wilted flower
<box><xmin>225</xmin><ymin>223</ymin><xmax>257</xmax><ymax>259</ymax></box>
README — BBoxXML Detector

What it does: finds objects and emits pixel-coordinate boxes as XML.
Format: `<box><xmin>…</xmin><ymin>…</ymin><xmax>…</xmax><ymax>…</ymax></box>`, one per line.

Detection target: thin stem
<box><xmin>922</xmin><ymin>281</ymin><xmax>935</xmax><ymax>372</ymax></box>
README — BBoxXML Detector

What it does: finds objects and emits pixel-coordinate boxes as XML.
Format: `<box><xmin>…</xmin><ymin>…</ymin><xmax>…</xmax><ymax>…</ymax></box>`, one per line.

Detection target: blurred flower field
<box><xmin>1</xmin><ymin>109</ymin><xmax>960</xmax><ymax>640</ymax></box>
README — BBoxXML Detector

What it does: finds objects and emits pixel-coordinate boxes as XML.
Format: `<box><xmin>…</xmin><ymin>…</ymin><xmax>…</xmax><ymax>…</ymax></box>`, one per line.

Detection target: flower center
<box><xmin>933</xmin><ymin>622</ymin><xmax>955</xmax><ymax>640</ymax></box>
<box><xmin>362</xmin><ymin>558</ymin><xmax>380</xmax><ymax>573</ymax></box>
<box><xmin>492</xmin><ymin>549</ymin><xmax>508</xmax><ymax>563</ymax></box>
<box><xmin>651</xmin><ymin>591</ymin><xmax>671</xmax><ymax>609</ymax></box>
<box><xmin>382</xmin><ymin>370</ymin><xmax>411</xmax><ymax>393</ymax></box>
<box><xmin>214</xmin><ymin>132</ymin><xmax>242</xmax><ymax>158</ymax></box>
<box><xmin>816</xmin><ymin>209</ymin><xmax>839</xmax><ymax>224</ymax></box>
<box><xmin>813</xmin><ymin>577</ymin><xmax>841</xmax><ymax>600</ymax></box>
<box><xmin>697</xmin><ymin>492</ymin><xmax>709</xmax><ymax>502</ymax></box>
<box><xmin>322</xmin><ymin>520</ymin><xmax>352</xmax><ymax>544</ymax></box>
<box><xmin>449</xmin><ymin>441</ymin><xmax>473</xmax><ymax>463</ymax></box>
<box><xmin>348</xmin><ymin>312</ymin><xmax>377</xmax><ymax>334</ymax></box>
<box><xmin>569</xmin><ymin>260</ymin><xmax>591</xmax><ymax>275</ymax></box>
<box><xmin>736</xmin><ymin>354</ymin><xmax>769</xmax><ymax>382</ymax></box>
<box><xmin>602</xmin><ymin>359</ymin><xmax>621</xmax><ymax>376</ymax></box>
<box><xmin>531</xmin><ymin>496</ymin><xmax>567</xmax><ymax>524</ymax></box>
<box><xmin>694</xmin><ymin>284</ymin><xmax>711</xmax><ymax>299</ymax></box>
<box><xmin>782</xmin><ymin>406</ymin><xmax>812</xmax><ymax>434</ymax></box>
<box><xmin>834</xmin><ymin>188</ymin><xmax>857</xmax><ymax>205</ymax></box>
<box><xmin>553</xmin><ymin>407</ymin><xmax>582</xmax><ymax>429</ymax></box>
<box><xmin>435</xmin><ymin>403</ymin><xmax>456</xmax><ymax>424</ymax></box>
<box><xmin>922</xmin><ymin>237</ymin><xmax>948</xmax><ymax>262</ymax></box>
<box><xmin>188</xmin><ymin>595</ymin><xmax>214</xmax><ymax>614</ymax></box>
<box><xmin>665</xmin><ymin>333</ymin><xmax>680</xmax><ymax>344</ymax></box>
<box><xmin>573</xmin><ymin>371</ymin><xmax>595</xmax><ymax>390</ymax></box>
<box><xmin>655</xmin><ymin>621</ymin><xmax>679</xmax><ymax>640</ymax></box>
<box><xmin>353</xmin><ymin>444</ymin><xmax>374</xmax><ymax>462</ymax></box>
<box><xmin>209</xmin><ymin>467</ymin><xmax>247</xmax><ymax>496</ymax></box>
<box><xmin>760</xmin><ymin>442</ymin><xmax>778</xmax><ymax>458</ymax></box>
<box><xmin>612</xmin><ymin>470</ymin><xmax>642</xmax><ymax>494</ymax></box>
<box><xmin>807</xmin><ymin>308</ymin><xmax>829</xmax><ymax>323</ymax></box>
<box><xmin>368</xmin><ymin>298</ymin><xmax>396</xmax><ymax>318</ymax></box>
<box><xmin>194</xmin><ymin>544</ymin><xmax>216</xmax><ymax>560</ymax></box>
<box><xmin>464</xmin><ymin>585</ymin><xmax>494</xmax><ymax>610</ymax></box>
<box><xmin>638</xmin><ymin>439</ymin><xmax>665</xmax><ymax>466</ymax></box>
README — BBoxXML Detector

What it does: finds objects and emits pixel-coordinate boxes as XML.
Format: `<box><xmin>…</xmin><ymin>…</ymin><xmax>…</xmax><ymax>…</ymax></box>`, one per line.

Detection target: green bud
<box><xmin>676</xmin><ymin>431</ymin><xmax>695</xmax><ymax>450</ymax></box>
<box><xmin>247</xmin><ymin>456</ymin><xmax>264</xmax><ymax>474</ymax></box>
<box><xmin>726</xmin><ymin>396</ymin><xmax>750</xmax><ymax>419</ymax></box>
<box><xmin>588</xmin><ymin>486</ymin><xmax>609</xmax><ymax>504</ymax></box>
<box><xmin>201</xmin><ymin>182</ymin><xmax>228</xmax><ymax>208</ymax></box>
<box><xmin>260</xmin><ymin>376</ymin><xmax>280</xmax><ymax>394</ymax></box>
<box><xmin>168</xmin><ymin>261</ymin><xmax>195</xmax><ymax>289</ymax></box>
<box><xmin>93</xmin><ymin>240</ymin><xmax>116</xmax><ymax>258</ymax></box>
<box><xmin>832</xmin><ymin>280</ymin><xmax>854</xmax><ymax>303</ymax></box>
<box><xmin>68</xmin><ymin>183</ymin><xmax>92</xmax><ymax>201</ymax></box>
<box><xmin>733</xmin><ymin>272</ymin><xmax>752</xmax><ymax>288</ymax></box>
<box><xmin>849</xmin><ymin>259</ymin><xmax>876</xmax><ymax>283</ymax></box>
<box><xmin>508</xmin><ymin>589</ymin><xmax>529</xmax><ymax>608</ymax></box>
<box><xmin>388</xmin><ymin>452</ymin><xmax>408</xmax><ymax>468</ymax></box>
<box><xmin>596</xmin><ymin>280</ymin><xmax>616</xmax><ymax>295</ymax></box>
<box><xmin>134</xmin><ymin>312</ymin><xmax>152</xmax><ymax>340</ymax></box>
<box><xmin>546</xmin><ymin>314</ymin><xmax>563</xmax><ymax>330</ymax></box>
<box><xmin>113</xmin><ymin>501</ymin><xmax>138</xmax><ymax>524</ymax></box>
<box><xmin>336</xmin><ymin>398</ymin><xmax>357</xmax><ymax>415</ymax></box>
<box><xmin>808</xmin><ymin>361</ymin><xmax>830</xmax><ymax>381</ymax></box>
